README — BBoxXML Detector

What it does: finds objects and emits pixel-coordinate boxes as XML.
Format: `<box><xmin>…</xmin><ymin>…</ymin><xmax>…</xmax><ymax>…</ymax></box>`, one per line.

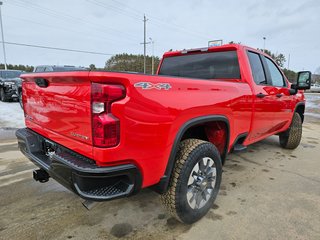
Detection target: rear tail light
<box><xmin>91</xmin><ymin>83</ymin><xmax>125</xmax><ymax>147</ymax></box>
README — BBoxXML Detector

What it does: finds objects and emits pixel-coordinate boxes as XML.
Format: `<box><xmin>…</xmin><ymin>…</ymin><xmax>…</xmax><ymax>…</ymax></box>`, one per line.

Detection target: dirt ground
<box><xmin>1</xmin><ymin>103</ymin><xmax>320</xmax><ymax>239</ymax></box>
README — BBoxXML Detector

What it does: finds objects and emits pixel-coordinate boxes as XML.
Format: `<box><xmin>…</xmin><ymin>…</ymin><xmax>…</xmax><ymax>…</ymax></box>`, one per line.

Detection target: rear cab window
<box><xmin>158</xmin><ymin>51</ymin><xmax>240</xmax><ymax>80</ymax></box>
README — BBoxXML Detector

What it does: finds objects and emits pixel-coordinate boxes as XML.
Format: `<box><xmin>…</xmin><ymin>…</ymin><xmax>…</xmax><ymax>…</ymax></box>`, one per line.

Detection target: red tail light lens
<box><xmin>91</xmin><ymin>83</ymin><xmax>125</xmax><ymax>147</ymax></box>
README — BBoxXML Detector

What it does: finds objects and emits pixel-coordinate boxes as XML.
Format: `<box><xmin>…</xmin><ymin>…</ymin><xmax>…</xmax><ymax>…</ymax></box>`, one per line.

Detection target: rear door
<box><xmin>246</xmin><ymin>51</ymin><xmax>282</xmax><ymax>141</ymax></box>
<box><xmin>262</xmin><ymin>56</ymin><xmax>292</xmax><ymax>130</ymax></box>
<box><xmin>22</xmin><ymin>71</ymin><xmax>92</xmax><ymax>145</ymax></box>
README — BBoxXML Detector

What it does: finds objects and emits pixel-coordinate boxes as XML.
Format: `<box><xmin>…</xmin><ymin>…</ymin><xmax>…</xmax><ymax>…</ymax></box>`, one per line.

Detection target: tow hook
<box><xmin>33</xmin><ymin>169</ymin><xmax>50</xmax><ymax>183</ymax></box>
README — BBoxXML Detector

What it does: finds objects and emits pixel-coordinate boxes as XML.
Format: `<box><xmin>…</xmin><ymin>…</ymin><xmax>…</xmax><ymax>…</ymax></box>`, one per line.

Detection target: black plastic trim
<box><xmin>294</xmin><ymin>102</ymin><xmax>305</xmax><ymax>123</ymax></box>
<box><xmin>35</xmin><ymin>78</ymin><xmax>49</xmax><ymax>88</ymax></box>
<box><xmin>230</xmin><ymin>132</ymin><xmax>248</xmax><ymax>151</ymax></box>
<box><xmin>16</xmin><ymin>128</ymin><xmax>142</xmax><ymax>201</ymax></box>
<box><xmin>153</xmin><ymin>115</ymin><xmax>230</xmax><ymax>194</ymax></box>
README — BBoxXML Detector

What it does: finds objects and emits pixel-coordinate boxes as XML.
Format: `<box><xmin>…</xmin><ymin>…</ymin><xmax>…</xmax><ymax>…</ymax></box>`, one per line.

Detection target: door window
<box><xmin>264</xmin><ymin>57</ymin><xmax>285</xmax><ymax>87</ymax></box>
<box><xmin>247</xmin><ymin>52</ymin><xmax>267</xmax><ymax>85</ymax></box>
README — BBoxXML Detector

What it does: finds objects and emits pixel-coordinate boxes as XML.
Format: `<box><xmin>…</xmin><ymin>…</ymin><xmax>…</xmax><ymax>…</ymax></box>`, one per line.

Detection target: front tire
<box><xmin>160</xmin><ymin>139</ymin><xmax>222</xmax><ymax>224</ymax></box>
<box><xmin>279</xmin><ymin>112</ymin><xmax>302</xmax><ymax>149</ymax></box>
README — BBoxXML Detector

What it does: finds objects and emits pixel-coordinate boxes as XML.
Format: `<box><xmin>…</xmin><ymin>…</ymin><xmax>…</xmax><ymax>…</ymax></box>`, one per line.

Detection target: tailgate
<box><xmin>22</xmin><ymin>71</ymin><xmax>92</xmax><ymax>146</ymax></box>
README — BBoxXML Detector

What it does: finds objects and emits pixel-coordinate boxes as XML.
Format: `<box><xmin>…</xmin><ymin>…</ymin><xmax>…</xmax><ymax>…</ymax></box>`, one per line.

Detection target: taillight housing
<box><xmin>91</xmin><ymin>83</ymin><xmax>125</xmax><ymax>147</ymax></box>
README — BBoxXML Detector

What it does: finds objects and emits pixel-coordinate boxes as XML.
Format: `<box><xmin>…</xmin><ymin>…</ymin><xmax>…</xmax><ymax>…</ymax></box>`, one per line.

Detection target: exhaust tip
<box><xmin>82</xmin><ymin>200</ymin><xmax>98</xmax><ymax>210</ymax></box>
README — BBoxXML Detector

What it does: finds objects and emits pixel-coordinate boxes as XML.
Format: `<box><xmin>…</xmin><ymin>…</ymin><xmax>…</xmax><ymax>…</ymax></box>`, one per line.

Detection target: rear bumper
<box><xmin>16</xmin><ymin>128</ymin><xmax>142</xmax><ymax>201</ymax></box>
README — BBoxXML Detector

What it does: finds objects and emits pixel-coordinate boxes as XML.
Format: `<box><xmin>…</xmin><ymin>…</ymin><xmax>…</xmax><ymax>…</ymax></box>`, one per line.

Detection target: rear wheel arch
<box><xmin>153</xmin><ymin>115</ymin><xmax>230</xmax><ymax>194</ymax></box>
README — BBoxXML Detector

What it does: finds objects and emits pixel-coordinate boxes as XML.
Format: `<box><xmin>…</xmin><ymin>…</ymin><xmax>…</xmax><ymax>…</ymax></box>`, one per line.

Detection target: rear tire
<box><xmin>19</xmin><ymin>93</ymin><xmax>23</xmax><ymax>109</ymax></box>
<box><xmin>160</xmin><ymin>139</ymin><xmax>222</xmax><ymax>224</ymax></box>
<box><xmin>0</xmin><ymin>88</ymin><xmax>7</xmax><ymax>102</ymax></box>
<box><xmin>279</xmin><ymin>112</ymin><xmax>302</xmax><ymax>149</ymax></box>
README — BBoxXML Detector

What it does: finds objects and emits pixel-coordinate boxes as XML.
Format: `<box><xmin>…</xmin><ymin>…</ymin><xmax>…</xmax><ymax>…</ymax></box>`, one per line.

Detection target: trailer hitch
<box><xmin>33</xmin><ymin>169</ymin><xmax>50</xmax><ymax>183</ymax></box>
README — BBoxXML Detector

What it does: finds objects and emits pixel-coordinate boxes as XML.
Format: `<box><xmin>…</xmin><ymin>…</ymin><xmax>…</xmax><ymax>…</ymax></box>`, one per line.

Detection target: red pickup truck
<box><xmin>16</xmin><ymin>44</ymin><xmax>311</xmax><ymax>223</ymax></box>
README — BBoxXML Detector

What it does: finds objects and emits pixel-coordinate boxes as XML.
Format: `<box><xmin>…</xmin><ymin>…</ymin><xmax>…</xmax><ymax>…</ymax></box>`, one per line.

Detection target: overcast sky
<box><xmin>1</xmin><ymin>0</ymin><xmax>319</xmax><ymax>72</ymax></box>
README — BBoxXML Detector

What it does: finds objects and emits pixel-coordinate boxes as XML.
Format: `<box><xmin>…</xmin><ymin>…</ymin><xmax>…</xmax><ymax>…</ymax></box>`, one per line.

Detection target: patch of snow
<box><xmin>305</xmin><ymin>112</ymin><xmax>320</xmax><ymax>118</ymax></box>
<box><xmin>305</xmin><ymin>94</ymin><xmax>320</xmax><ymax>119</ymax></box>
<box><xmin>0</xmin><ymin>102</ymin><xmax>25</xmax><ymax>128</ymax></box>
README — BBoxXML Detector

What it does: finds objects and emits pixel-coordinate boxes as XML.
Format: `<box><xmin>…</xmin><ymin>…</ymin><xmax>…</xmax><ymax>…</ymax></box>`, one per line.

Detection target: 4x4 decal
<box><xmin>134</xmin><ymin>82</ymin><xmax>171</xmax><ymax>90</ymax></box>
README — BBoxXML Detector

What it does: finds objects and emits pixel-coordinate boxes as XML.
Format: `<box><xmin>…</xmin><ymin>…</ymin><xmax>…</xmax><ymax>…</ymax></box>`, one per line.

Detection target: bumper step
<box><xmin>81</xmin><ymin>181</ymin><xmax>130</xmax><ymax>198</ymax></box>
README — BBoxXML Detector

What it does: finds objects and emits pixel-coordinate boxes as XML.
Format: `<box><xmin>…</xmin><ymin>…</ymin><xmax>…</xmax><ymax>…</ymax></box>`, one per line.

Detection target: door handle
<box><xmin>276</xmin><ymin>93</ymin><xmax>283</xmax><ymax>98</ymax></box>
<box><xmin>35</xmin><ymin>78</ymin><xmax>49</xmax><ymax>88</ymax></box>
<box><xmin>256</xmin><ymin>93</ymin><xmax>266</xmax><ymax>98</ymax></box>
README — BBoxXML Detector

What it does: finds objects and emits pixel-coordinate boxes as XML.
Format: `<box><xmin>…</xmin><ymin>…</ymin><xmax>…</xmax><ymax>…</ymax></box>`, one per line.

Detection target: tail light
<box><xmin>91</xmin><ymin>83</ymin><xmax>125</xmax><ymax>147</ymax></box>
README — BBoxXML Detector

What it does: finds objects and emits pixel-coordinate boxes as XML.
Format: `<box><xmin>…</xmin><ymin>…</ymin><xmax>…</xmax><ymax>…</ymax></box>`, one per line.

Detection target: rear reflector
<box><xmin>91</xmin><ymin>83</ymin><xmax>125</xmax><ymax>147</ymax></box>
<box><xmin>92</xmin><ymin>114</ymin><xmax>120</xmax><ymax>147</ymax></box>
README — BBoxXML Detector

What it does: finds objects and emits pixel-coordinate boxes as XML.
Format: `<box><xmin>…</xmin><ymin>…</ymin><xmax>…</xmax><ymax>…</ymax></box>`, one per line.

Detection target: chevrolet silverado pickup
<box><xmin>16</xmin><ymin>44</ymin><xmax>311</xmax><ymax>224</ymax></box>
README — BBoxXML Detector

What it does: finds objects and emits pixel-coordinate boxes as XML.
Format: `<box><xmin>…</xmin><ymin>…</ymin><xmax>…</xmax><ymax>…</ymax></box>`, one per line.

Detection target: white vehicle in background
<box><xmin>310</xmin><ymin>83</ymin><xmax>320</xmax><ymax>92</ymax></box>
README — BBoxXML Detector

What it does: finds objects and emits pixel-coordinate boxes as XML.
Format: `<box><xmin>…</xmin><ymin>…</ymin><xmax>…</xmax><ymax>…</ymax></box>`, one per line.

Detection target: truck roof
<box><xmin>162</xmin><ymin>43</ymin><xmax>264</xmax><ymax>58</ymax></box>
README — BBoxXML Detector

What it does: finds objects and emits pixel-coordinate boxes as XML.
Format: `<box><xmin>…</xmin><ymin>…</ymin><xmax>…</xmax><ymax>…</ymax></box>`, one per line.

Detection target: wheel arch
<box><xmin>153</xmin><ymin>115</ymin><xmax>230</xmax><ymax>194</ymax></box>
<box><xmin>294</xmin><ymin>102</ymin><xmax>305</xmax><ymax>123</ymax></box>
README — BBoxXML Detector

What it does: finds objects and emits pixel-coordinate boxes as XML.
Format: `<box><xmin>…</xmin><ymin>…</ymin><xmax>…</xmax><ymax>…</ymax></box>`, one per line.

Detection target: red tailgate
<box><xmin>21</xmin><ymin>71</ymin><xmax>93</xmax><ymax>155</ymax></box>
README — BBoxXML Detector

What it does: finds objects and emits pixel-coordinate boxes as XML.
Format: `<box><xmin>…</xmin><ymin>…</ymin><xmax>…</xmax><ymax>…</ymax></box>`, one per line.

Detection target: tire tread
<box><xmin>160</xmin><ymin>139</ymin><xmax>217</xmax><ymax>222</ymax></box>
<box><xmin>279</xmin><ymin>112</ymin><xmax>302</xmax><ymax>149</ymax></box>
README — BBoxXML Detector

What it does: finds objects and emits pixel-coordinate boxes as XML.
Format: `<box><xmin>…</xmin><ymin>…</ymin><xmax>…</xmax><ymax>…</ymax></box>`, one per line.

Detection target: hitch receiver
<box><xmin>33</xmin><ymin>169</ymin><xmax>50</xmax><ymax>183</ymax></box>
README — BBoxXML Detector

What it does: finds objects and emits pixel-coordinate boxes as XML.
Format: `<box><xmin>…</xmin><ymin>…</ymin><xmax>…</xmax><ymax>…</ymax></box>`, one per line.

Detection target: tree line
<box><xmin>104</xmin><ymin>53</ymin><xmax>160</xmax><ymax>74</ymax></box>
<box><xmin>0</xmin><ymin>63</ymin><xmax>34</xmax><ymax>72</ymax></box>
<box><xmin>1</xmin><ymin>49</ymin><xmax>318</xmax><ymax>84</ymax></box>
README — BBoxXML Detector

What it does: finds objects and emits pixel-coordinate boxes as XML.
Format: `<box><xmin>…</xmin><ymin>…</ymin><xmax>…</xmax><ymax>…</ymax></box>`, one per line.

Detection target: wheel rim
<box><xmin>186</xmin><ymin>157</ymin><xmax>216</xmax><ymax>209</ymax></box>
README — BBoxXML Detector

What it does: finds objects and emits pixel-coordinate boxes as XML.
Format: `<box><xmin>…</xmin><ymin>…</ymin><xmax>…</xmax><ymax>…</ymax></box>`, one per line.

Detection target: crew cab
<box><xmin>16</xmin><ymin>44</ymin><xmax>311</xmax><ymax>223</ymax></box>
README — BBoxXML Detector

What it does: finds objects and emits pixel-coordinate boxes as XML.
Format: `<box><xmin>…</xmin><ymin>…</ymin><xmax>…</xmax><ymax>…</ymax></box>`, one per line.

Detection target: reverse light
<box><xmin>91</xmin><ymin>83</ymin><xmax>125</xmax><ymax>147</ymax></box>
<box><xmin>92</xmin><ymin>102</ymin><xmax>105</xmax><ymax>114</ymax></box>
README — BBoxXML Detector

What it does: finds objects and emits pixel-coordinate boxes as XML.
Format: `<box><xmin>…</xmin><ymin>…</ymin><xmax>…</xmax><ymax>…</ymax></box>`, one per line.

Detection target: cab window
<box><xmin>247</xmin><ymin>51</ymin><xmax>267</xmax><ymax>85</ymax></box>
<box><xmin>158</xmin><ymin>51</ymin><xmax>240</xmax><ymax>80</ymax></box>
<box><xmin>35</xmin><ymin>67</ymin><xmax>45</xmax><ymax>72</ymax></box>
<box><xmin>264</xmin><ymin>57</ymin><xmax>285</xmax><ymax>87</ymax></box>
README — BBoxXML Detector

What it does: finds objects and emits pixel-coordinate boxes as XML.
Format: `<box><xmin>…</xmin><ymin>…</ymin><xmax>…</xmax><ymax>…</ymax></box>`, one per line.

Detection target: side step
<box><xmin>233</xmin><ymin>144</ymin><xmax>247</xmax><ymax>153</ymax></box>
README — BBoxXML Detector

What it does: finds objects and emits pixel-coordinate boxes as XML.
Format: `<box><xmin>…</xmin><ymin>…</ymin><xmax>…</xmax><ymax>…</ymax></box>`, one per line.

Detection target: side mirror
<box><xmin>295</xmin><ymin>71</ymin><xmax>312</xmax><ymax>90</ymax></box>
